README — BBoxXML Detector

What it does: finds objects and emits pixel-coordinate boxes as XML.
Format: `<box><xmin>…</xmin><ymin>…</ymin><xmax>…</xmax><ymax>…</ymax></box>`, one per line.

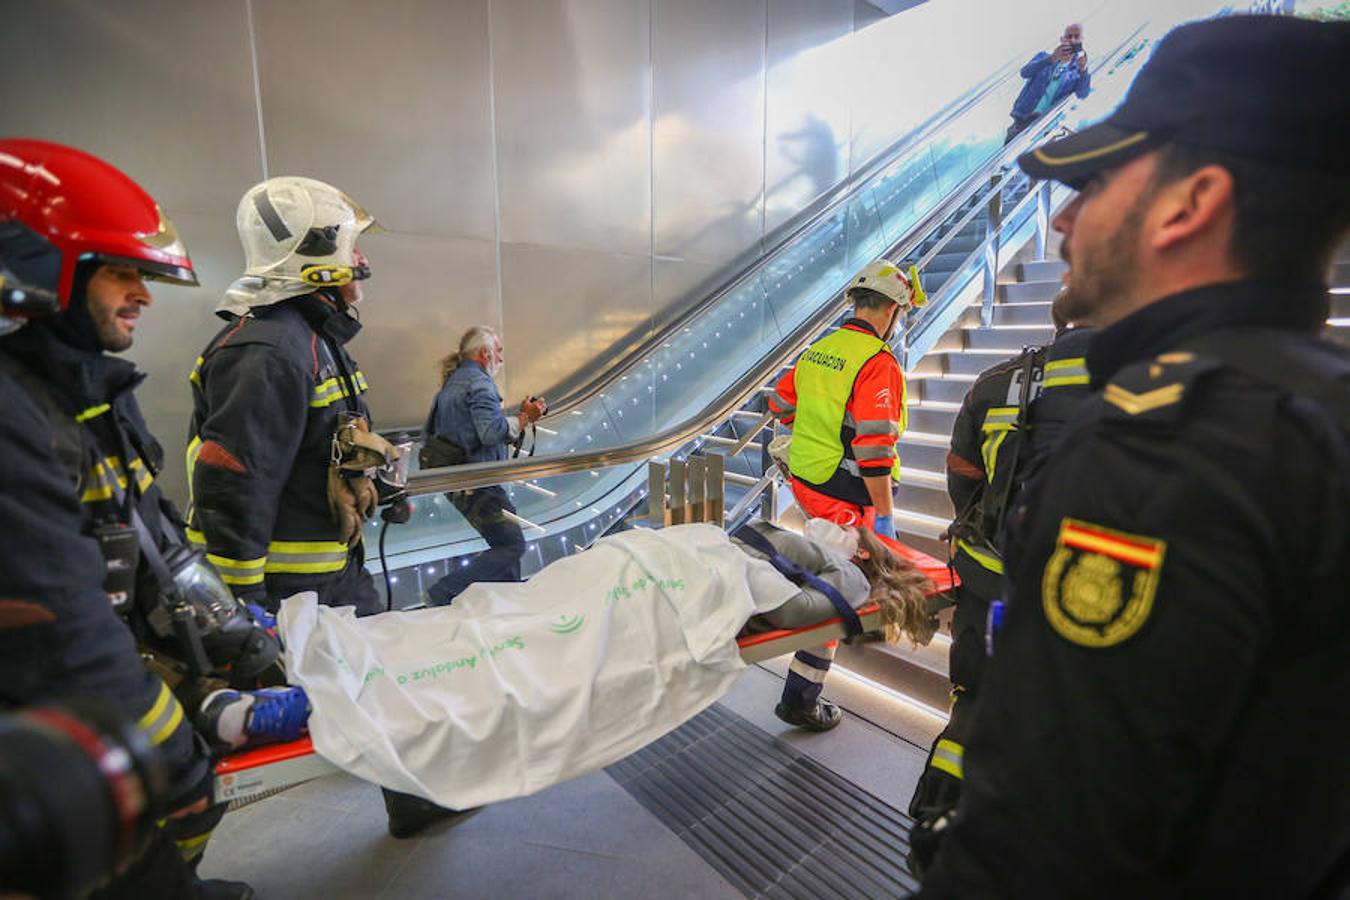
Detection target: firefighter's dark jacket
<box><xmin>188</xmin><ymin>291</ymin><xmax>370</xmax><ymax>600</ymax></box>
<box><xmin>920</xmin><ymin>280</ymin><xmax>1350</xmax><ymax>898</ymax></box>
<box><xmin>945</xmin><ymin>327</ymin><xmax>1094</xmax><ymax>597</ymax></box>
<box><xmin>0</xmin><ymin>324</ymin><xmax>211</xmax><ymax>810</ymax></box>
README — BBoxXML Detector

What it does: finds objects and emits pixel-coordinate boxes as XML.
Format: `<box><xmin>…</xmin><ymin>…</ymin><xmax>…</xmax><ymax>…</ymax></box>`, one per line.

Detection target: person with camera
<box><xmin>1005</xmin><ymin>23</ymin><xmax>1091</xmax><ymax>144</ymax></box>
<box><xmin>0</xmin><ymin>140</ymin><xmax>254</xmax><ymax>899</ymax></box>
<box><xmin>422</xmin><ymin>326</ymin><xmax>547</xmax><ymax>606</ymax></box>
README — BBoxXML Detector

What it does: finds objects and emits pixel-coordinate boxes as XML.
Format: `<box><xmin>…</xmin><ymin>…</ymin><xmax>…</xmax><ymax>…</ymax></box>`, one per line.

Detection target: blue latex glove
<box><xmin>873</xmin><ymin>515</ymin><xmax>897</xmax><ymax>539</ymax></box>
<box><xmin>246</xmin><ymin>602</ymin><xmax>278</xmax><ymax>632</ymax></box>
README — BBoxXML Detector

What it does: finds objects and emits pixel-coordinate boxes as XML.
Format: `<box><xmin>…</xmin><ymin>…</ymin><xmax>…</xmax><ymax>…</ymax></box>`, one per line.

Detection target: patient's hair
<box><xmin>852</xmin><ymin>528</ymin><xmax>936</xmax><ymax>647</ymax></box>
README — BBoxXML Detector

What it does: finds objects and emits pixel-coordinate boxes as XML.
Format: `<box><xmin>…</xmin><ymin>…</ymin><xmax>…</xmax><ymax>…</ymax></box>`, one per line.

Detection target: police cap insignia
<box><xmin>1042</xmin><ymin>518</ymin><xmax>1166</xmax><ymax>647</ymax></box>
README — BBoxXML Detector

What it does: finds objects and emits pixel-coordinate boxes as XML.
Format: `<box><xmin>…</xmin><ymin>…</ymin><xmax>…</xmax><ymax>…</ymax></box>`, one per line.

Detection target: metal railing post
<box><xmin>1035</xmin><ymin>181</ymin><xmax>1052</xmax><ymax>261</ymax></box>
<box><xmin>982</xmin><ymin>178</ymin><xmax>1003</xmax><ymax>328</ymax></box>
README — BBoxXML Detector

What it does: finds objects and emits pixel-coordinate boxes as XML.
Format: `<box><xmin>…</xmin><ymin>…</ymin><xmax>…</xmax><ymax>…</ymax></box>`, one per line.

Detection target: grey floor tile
<box><xmin>385</xmin><ymin>831</ymin><xmax>741</xmax><ymax>900</ymax></box>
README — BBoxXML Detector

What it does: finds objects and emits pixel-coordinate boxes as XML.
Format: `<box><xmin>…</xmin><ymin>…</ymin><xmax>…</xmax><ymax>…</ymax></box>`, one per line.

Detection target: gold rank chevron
<box><xmin>1103</xmin><ymin>382</ymin><xmax>1184</xmax><ymax>415</ymax></box>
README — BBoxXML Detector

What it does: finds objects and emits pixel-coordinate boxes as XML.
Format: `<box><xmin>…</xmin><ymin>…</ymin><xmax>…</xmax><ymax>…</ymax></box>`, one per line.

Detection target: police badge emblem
<box><xmin>1042</xmin><ymin>518</ymin><xmax>1166</xmax><ymax>647</ymax></box>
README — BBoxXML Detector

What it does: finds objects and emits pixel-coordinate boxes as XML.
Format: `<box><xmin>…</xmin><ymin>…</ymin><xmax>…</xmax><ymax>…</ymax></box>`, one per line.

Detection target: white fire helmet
<box><xmin>848</xmin><ymin>259</ymin><xmax>928</xmax><ymax>311</ymax></box>
<box><xmin>233</xmin><ymin>176</ymin><xmax>377</xmax><ymax>307</ymax></box>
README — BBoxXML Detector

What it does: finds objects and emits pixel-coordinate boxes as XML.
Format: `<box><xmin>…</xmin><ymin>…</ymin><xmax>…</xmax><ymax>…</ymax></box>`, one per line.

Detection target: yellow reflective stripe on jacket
<box><xmin>188</xmin><ymin>355</ymin><xmax>204</xmax><ymax>387</ymax></box>
<box><xmin>309</xmin><ymin>371</ymin><xmax>369</xmax><ymax>409</ymax></box>
<box><xmin>957</xmin><ymin>538</ymin><xmax>1005</xmax><ymax>575</ymax></box>
<box><xmin>80</xmin><ymin>456</ymin><xmax>154</xmax><ymax>503</ymax></box>
<box><xmin>980</xmin><ymin>430</ymin><xmax>1009</xmax><ymax>481</ymax></box>
<box><xmin>207</xmin><ymin>553</ymin><xmax>266</xmax><ymax>586</ymax></box>
<box><xmin>265</xmin><ymin>539</ymin><xmax>349</xmax><ymax>574</ymax></box>
<box><xmin>930</xmin><ymin>738</ymin><xmax>965</xmax><ymax>780</ymax></box>
<box><xmin>174</xmin><ymin>830</ymin><xmax>213</xmax><ymax>862</ymax></box>
<box><xmin>75</xmin><ymin>403</ymin><xmax>111</xmax><ymax>423</ymax></box>
<box><xmin>1043</xmin><ymin>357</ymin><xmax>1089</xmax><ymax>388</ymax></box>
<box><xmin>137</xmin><ymin>682</ymin><xmax>185</xmax><ymax>747</ymax></box>
<box><xmin>981</xmin><ymin>406</ymin><xmax>1020</xmax><ymax>432</ymax></box>
<box><xmin>184</xmin><ymin>435</ymin><xmax>203</xmax><ymax>512</ymax></box>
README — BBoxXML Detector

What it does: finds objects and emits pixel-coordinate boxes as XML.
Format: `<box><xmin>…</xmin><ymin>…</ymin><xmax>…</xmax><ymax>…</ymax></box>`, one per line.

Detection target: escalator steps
<box><xmin>607</xmin><ymin>703</ymin><xmax>920</xmax><ymax>899</ymax></box>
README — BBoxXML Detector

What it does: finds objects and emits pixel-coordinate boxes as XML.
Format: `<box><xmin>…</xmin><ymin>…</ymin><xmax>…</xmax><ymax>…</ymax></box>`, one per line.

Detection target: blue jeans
<box><xmin>427</xmin><ymin>485</ymin><xmax>525</xmax><ymax>605</ymax></box>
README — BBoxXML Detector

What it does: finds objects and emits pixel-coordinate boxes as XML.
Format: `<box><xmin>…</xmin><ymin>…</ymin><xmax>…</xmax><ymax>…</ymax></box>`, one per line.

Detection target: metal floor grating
<box><xmin>607</xmin><ymin>703</ymin><xmax>920</xmax><ymax>899</ymax></box>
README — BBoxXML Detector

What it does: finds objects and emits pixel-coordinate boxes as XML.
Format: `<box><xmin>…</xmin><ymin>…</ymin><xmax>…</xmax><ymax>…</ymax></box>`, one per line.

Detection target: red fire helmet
<box><xmin>0</xmin><ymin>138</ymin><xmax>197</xmax><ymax>315</ymax></box>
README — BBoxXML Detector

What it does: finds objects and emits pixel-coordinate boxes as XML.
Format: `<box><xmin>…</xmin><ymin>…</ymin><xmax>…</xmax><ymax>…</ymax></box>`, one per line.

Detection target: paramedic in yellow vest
<box><xmin>768</xmin><ymin>259</ymin><xmax>923</xmax><ymax>539</ymax></box>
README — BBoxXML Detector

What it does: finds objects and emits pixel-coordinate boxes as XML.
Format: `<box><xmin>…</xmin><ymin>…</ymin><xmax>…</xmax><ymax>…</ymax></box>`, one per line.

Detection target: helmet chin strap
<box><xmin>883</xmin><ymin>302</ymin><xmax>901</xmax><ymax>342</ymax></box>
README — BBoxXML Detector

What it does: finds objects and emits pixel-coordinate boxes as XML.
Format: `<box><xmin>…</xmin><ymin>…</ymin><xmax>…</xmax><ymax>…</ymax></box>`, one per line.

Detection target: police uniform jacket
<box><xmin>188</xmin><ymin>291</ymin><xmax>371</xmax><ymax>601</ymax></box>
<box><xmin>920</xmin><ymin>281</ymin><xmax>1350</xmax><ymax>897</ymax></box>
<box><xmin>0</xmin><ymin>326</ymin><xmax>211</xmax><ymax>811</ymax></box>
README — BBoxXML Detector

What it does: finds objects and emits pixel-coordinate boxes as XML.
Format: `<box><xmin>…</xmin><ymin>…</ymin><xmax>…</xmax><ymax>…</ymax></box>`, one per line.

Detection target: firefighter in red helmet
<box><xmin>0</xmin><ymin>139</ymin><xmax>255</xmax><ymax>900</ymax></box>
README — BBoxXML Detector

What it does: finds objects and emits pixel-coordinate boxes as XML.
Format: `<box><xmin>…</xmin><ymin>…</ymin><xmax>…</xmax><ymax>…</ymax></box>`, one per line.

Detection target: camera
<box><xmin>0</xmin><ymin>700</ymin><xmax>170</xmax><ymax>899</ymax></box>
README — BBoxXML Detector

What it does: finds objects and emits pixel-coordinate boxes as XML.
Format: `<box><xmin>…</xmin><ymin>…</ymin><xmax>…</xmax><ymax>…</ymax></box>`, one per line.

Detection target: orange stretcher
<box><xmin>214</xmin><ymin>540</ymin><xmax>956</xmax><ymax>807</ymax></box>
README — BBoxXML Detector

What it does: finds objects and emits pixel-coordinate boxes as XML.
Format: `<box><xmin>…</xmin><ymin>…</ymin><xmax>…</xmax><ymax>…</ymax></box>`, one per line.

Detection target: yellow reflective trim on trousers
<box><xmin>930</xmin><ymin>738</ymin><xmax>965</xmax><ymax>779</ymax></box>
<box><xmin>137</xmin><ymin>682</ymin><xmax>185</xmax><ymax>747</ymax></box>
<box><xmin>958</xmin><ymin>538</ymin><xmax>1005</xmax><ymax>574</ymax></box>
<box><xmin>75</xmin><ymin>403</ymin><xmax>111</xmax><ymax>423</ymax></box>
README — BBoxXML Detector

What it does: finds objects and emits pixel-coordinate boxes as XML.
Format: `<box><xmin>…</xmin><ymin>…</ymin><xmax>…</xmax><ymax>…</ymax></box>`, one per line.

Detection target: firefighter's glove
<box><xmin>328</xmin><ymin>469</ymin><xmax>378</xmax><ymax>546</ymax></box>
<box><xmin>332</xmin><ymin>415</ymin><xmax>399</xmax><ymax>473</ymax></box>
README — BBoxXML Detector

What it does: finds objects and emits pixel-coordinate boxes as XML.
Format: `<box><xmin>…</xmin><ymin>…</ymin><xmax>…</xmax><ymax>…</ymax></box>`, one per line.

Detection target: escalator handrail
<box><xmin>403</xmin><ymin>25</ymin><xmax>1148</xmax><ymax>498</ymax></box>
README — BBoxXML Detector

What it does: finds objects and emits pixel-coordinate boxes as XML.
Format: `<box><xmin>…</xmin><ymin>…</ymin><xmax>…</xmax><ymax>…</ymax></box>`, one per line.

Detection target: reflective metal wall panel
<box><xmin>652</xmin><ymin>0</ymin><xmax>767</xmax><ymax>268</ymax></box>
<box><xmin>764</xmin><ymin>0</ymin><xmax>854</xmax><ymax>235</ymax></box>
<box><xmin>253</xmin><ymin>0</ymin><xmax>496</xmax><ymax>241</ymax></box>
<box><xmin>0</xmin><ymin>0</ymin><xmax>262</xmax><ymax>213</ymax></box>
<box><xmin>492</xmin><ymin>0</ymin><xmax>652</xmax><ymax>255</ymax></box>
<box><xmin>353</xmin><ymin>232</ymin><xmax>499</xmax><ymax>431</ymax></box>
<box><xmin>498</xmin><ymin>243</ymin><xmax>651</xmax><ymax>404</ymax></box>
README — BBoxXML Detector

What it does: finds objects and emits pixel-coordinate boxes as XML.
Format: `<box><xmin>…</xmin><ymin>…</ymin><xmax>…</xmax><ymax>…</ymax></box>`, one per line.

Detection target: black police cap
<box><xmin>1020</xmin><ymin>15</ymin><xmax>1350</xmax><ymax>189</ymax></box>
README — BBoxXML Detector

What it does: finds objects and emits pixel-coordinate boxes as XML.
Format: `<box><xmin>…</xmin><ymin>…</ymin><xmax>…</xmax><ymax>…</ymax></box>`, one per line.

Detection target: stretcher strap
<box><xmin>732</xmin><ymin>526</ymin><xmax>863</xmax><ymax>638</ymax></box>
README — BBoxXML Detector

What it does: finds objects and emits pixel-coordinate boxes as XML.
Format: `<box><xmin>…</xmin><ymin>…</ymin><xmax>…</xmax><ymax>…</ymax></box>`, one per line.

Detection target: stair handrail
<box><xmin>402</xmin><ymin>24</ymin><xmax>1150</xmax><ymax>499</ymax></box>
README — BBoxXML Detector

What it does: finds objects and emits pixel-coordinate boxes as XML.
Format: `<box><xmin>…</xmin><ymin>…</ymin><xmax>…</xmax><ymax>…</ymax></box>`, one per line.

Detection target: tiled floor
<box><xmin>199</xmin><ymin>663</ymin><xmax>940</xmax><ymax>899</ymax></box>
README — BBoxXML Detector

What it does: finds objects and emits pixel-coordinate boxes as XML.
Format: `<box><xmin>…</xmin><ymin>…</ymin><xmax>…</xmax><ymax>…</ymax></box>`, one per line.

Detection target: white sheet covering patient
<box><xmin>247</xmin><ymin>521</ymin><xmax>932</xmax><ymax>809</ymax></box>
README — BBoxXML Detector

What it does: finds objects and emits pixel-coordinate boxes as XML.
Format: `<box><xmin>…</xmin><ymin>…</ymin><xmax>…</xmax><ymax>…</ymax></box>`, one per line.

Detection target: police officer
<box><xmin>187</xmin><ymin>176</ymin><xmax>465</xmax><ymax>838</ymax></box>
<box><xmin>908</xmin><ymin>307</ymin><xmax>1094</xmax><ymax>823</ymax></box>
<box><xmin>918</xmin><ymin>17</ymin><xmax>1350</xmax><ymax>896</ymax></box>
<box><xmin>768</xmin><ymin>258</ymin><xmax>924</xmax><ymax>540</ymax></box>
<box><xmin>0</xmin><ymin>140</ymin><xmax>252</xmax><ymax>899</ymax></box>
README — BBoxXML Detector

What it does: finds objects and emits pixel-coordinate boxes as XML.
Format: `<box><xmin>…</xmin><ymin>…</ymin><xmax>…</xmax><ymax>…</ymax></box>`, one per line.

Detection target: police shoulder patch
<box><xmin>1042</xmin><ymin>518</ymin><xmax>1166</xmax><ymax>647</ymax></box>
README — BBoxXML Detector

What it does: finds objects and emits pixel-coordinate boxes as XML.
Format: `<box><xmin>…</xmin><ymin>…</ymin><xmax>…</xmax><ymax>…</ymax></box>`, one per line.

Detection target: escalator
<box><xmin>366</xmin><ymin>19</ymin><xmax>1164</xmax><ymax>613</ymax></box>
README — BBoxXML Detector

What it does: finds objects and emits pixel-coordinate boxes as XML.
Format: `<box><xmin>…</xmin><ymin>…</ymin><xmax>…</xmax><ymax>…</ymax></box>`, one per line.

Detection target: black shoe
<box><xmin>382</xmin><ymin>788</ymin><xmax>479</xmax><ymax>839</ymax></box>
<box><xmin>196</xmin><ymin>878</ymin><xmax>256</xmax><ymax>900</ymax></box>
<box><xmin>774</xmin><ymin>700</ymin><xmax>843</xmax><ymax>732</ymax></box>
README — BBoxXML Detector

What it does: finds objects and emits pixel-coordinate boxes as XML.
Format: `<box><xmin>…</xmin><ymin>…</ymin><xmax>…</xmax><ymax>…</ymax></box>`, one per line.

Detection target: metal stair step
<box><xmin>894</xmin><ymin>468</ymin><xmax>954</xmax><ymax>520</ymax></box>
<box><xmin>1331</xmin><ymin>293</ymin><xmax>1349</xmax><ymax>318</ymax></box>
<box><xmin>999</xmin><ymin>280</ymin><xmax>1060</xmax><ymax>303</ymax></box>
<box><xmin>912</xmin><ymin>373</ymin><xmax>977</xmax><ymax>404</ymax></box>
<box><xmin>905</xmin><ymin>400</ymin><xmax>960</xmax><ymax>435</ymax></box>
<box><xmin>963</xmin><ymin>324</ymin><xmax>1056</xmax><ymax>351</ymax></box>
<box><xmin>1017</xmin><ymin>258</ymin><xmax>1067</xmax><ymax>282</ymax></box>
<box><xmin>961</xmin><ymin>300</ymin><xmax>1054</xmax><ymax>327</ymax></box>
<box><xmin>929</xmin><ymin>349</ymin><xmax>1020</xmax><ymax>376</ymax></box>
<box><xmin>891</xmin><ymin>509</ymin><xmax>951</xmax><ymax>560</ymax></box>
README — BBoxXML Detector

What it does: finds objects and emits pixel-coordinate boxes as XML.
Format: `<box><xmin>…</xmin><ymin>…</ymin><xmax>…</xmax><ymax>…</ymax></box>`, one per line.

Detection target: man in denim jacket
<box><xmin>424</xmin><ymin>326</ymin><xmax>546</xmax><ymax>605</ymax></box>
<box><xmin>1006</xmin><ymin>23</ymin><xmax>1091</xmax><ymax>144</ymax></box>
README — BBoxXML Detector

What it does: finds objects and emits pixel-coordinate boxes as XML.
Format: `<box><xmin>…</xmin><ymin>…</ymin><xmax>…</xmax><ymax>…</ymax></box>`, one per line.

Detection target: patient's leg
<box><xmin>774</xmin><ymin>641</ymin><xmax>842</xmax><ymax>732</ymax></box>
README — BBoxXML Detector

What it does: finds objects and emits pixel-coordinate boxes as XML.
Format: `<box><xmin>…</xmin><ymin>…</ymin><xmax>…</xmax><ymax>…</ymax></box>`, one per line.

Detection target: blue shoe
<box><xmin>199</xmin><ymin>686</ymin><xmax>310</xmax><ymax>753</ymax></box>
